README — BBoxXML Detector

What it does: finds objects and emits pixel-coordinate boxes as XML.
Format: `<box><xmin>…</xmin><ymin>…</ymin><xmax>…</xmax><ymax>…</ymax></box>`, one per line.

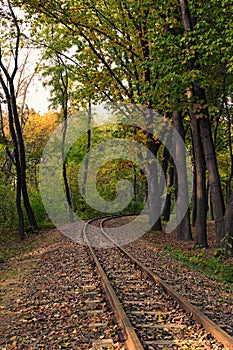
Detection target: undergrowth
<box><xmin>0</xmin><ymin>229</ymin><xmax>48</xmax><ymax>262</ymax></box>
<box><xmin>163</xmin><ymin>245</ymin><xmax>233</xmax><ymax>287</ymax></box>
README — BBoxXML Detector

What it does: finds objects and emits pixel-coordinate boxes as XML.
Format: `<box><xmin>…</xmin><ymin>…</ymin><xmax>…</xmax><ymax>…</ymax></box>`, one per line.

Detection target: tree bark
<box><xmin>224</xmin><ymin>96</ymin><xmax>233</xmax><ymax>203</ymax></box>
<box><xmin>191</xmin><ymin>161</ymin><xmax>197</xmax><ymax>227</ymax></box>
<box><xmin>190</xmin><ymin>114</ymin><xmax>208</xmax><ymax>247</ymax></box>
<box><xmin>6</xmin><ymin>93</ymin><xmax>25</xmax><ymax>239</ymax></box>
<box><xmin>172</xmin><ymin>110</ymin><xmax>192</xmax><ymax>241</ymax></box>
<box><xmin>162</xmin><ymin>156</ymin><xmax>174</xmax><ymax>223</ymax></box>
<box><xmin>9</xmin><ymin>83</ymin><xmax>38</xmax><ymax>230</ymax></box>
<box><xmin>193</xmin><ymin>85</ymin><xmax>225</xmax><ymax>245</ymax></box>
<box><xmin>220</xmin><ymin>190</ymin><xmax>233</xmax><ymax>257</ymax></box>
<box><xmin>147</xmin><ymin>141</ymin><xmax>162</xmax><ymax>231</ymax></box>
<box><xmin>145</xmin><ymin>107</ymin><xmax>162</xmax><ymax>231</ymax></box>
<box><xmin>82</xmin><ymin>100</ymin><xmax>92</xmax><ymax>198</ymax></box>
<box><xmin>0</xmin><ymin>102</ymin><xmax>5</xmax><ymax>140</ymax></box>
<box><xmin>61</xmin><ymin>112</ymin><xmax>74</xmax><ymax>223</ymax></box>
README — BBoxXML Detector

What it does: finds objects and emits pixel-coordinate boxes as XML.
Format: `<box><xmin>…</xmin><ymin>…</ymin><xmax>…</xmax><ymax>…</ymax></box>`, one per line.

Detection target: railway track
<box><xmin>83</xmin><ymin>216</ymin><xmax>233</xmax><ymax>350</ymax></box>
<box><xmin>0</xmin><ymin>234</ymin><xmax>126</xmax><ymax>350</ymax></box>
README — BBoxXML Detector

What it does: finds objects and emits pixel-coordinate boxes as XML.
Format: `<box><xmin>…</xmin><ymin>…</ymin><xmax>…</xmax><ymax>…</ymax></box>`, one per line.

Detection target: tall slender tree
<box><xmin>0</xmin><ymin>0</ymin><xmax>38</xmax><ymax>238</ymax></box>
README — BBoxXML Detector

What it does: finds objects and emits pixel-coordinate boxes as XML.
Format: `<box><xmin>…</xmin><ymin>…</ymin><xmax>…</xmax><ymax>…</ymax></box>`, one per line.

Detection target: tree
<box><xmin>0</xmin><ymin>0</ymin><xmax>38</xmax><ymax>238</ymax></box>
<box><xmin>172</xmin><ymin>109</ymin><xmax>192</xmax><ymax>241</ymax></box>
<box><xmin>18</xmin><ymin>0</ymin><xmax>233</xmax><ymax>250</ymax></box>
<box><xmin>45</xmin><ymin>53</ymin><xmax>75</xmax><ymax>222</ymax></box>
<box><xmin>179</xmin><ymin>0</ymin><xmax>226</xmax><ymax>247</ymax></box>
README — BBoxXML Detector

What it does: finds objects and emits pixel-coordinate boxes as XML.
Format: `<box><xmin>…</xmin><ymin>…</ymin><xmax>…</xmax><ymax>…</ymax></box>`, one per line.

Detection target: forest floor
<box><xmin>0</xmin><ymin>222</ymin><xmax>232</xmax><ymax>348</ymax></box>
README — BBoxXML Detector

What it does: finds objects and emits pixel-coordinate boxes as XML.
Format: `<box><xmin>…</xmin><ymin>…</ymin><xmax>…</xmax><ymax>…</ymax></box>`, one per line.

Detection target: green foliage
<box><xmin>24</xmin><ymin>190</ymin><xmax>54</xmax><ymax>229</ymax></box>
<box><xmin>0</xmin><ymin>150</ymin><xmax>18</xmax><ymax>229</ymax></box>
<box><xmin>65</xmin><ymin>123</ymin><xmax>147</xmax><ymax>219</ymax></box>
<box><xmin>163</xmin><ymin>245</ymin><xmax>233</xmax><ymax>286</ymax></box>
<box><xmin>0</xmin><ymin>182</ymin><xmax>18</xmax><ymax>229</ymax></box>
<box><xmin>0</xmin><ymin>228</ymin><xmax>46</xmax><ymax>262</ymax></box>
<box><xmin>214</xmin><ymin>233</ymin><xmax>233</xmax><ymax>258</ymax></box>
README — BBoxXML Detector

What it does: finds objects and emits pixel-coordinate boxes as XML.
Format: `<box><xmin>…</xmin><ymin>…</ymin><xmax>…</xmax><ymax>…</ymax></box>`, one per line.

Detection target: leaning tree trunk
<box><xmin>7</xmin><ymin>99</ymin><xmax>25</xmax><ymax>239</ymax></box>
<box><xmin>10</xmin><ymin>84</ymin><xmax>38</xmax><ymax>230</ymax></box>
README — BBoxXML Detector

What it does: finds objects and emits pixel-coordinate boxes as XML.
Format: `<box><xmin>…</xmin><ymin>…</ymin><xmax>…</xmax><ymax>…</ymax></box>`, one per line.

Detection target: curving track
<box><xmin>83</xmin><ymin>216</ymin><xmax>233</xmax><ymax>350</ymax></box>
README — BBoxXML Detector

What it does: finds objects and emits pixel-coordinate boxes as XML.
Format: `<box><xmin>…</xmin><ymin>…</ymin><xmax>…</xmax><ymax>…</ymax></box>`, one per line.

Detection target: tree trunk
<box><xmin>147</xmin><ymin>147</ymin><xmax>161</xmax><ymax>231</ymax></box>
<box><xmin>0</xmin><ymin>102</ymin><xmax>5</xmax><ymax>139</ymax></box>
<box><xmin>7</xmin><ymin>98</ymin><xmax>25</xmax><ymax>239</ymax></box>
<box><xmin>193</xmin><ymin>85</ymin><xmax>225</xmax><ymax>245</ymax></box>
<box><xmin>142</xmin><ymin>106</ymin><xmax>162</xmax><ymax>231</ymax></box>
<box><xmin>162</xmin><ymin>157</ymin><xmax>174</xmax><ymax>223</ymax></box>
<box><xmin>133</xmin><ymin>165</ymin><xmax>137</xmax><ymax>200</ymax></box>
<box><xmin>190</xmin><ymin>115</ymin><xmax>208</xmax><ymax>247</ymax></box>
<box><xmin>9</xmin><ymin>83</ymin><xmax>38</xmax><ymax>230</ymax></box>
<box><xmin>220</xmin><ymin>190</ymin><xmax>233</xmax><ymax>257</ymax></box>
<box><xmin>61</xmin><ymin>111</ymin><xmax>74</xmax><ymax>224</ymax></box>
<box><xmin>16</xmin><ymin>167</ymin><xmax>24</xmax><ymax>241</ymax></box>
<box><xmin>224</xmin><ymin>96</ymin><xmax>233</xmax><ymax>203</ymax></box>
<box><xmin>191</xmin><ymin>161</ymin><xmax>197</xmax><ymax>227</ymax></box>
<box><xmin>172</xmin><ymin>110</ymin><xmax>192</xmax><ymax>241</ymax></box>
<box><xmin>82</xmin><ymin>100</ymin><xmax>92</xmax><ymax>197</ymax></box>
<box><xmin>207</xmin><ymin>181</ymin><xmax>214</xmax><ymax>221</ymax></box>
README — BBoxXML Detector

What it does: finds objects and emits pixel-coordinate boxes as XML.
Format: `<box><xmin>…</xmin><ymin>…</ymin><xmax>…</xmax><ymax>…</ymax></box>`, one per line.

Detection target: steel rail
<box><xmin>100</xmin><ymin>216</ymin><xmax>233</xmax><ymax>350</ymax></box>
<box><xmin>83</xmin><ymin>219</ymin><xmax>144</xmax><ymax>350</ymax></box>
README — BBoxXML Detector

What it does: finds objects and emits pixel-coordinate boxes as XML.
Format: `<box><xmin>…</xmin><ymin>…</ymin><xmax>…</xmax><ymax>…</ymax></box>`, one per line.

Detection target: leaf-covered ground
<box><xmin>126</xmin><ymin>222</ymin><xmax>233</xmax><ymax>338</ymax></box>
<box><xmin>0</xmin><ymin>229</ymin><xmax>125</xmax><ymax>349</ymax></box>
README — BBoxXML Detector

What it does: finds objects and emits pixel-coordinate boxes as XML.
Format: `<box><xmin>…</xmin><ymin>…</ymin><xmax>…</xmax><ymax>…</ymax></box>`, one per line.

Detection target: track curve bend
<box><xmin>83</xmin><ymin>216</ymin><xmax>233</xmax><ymax>350</ymax></box>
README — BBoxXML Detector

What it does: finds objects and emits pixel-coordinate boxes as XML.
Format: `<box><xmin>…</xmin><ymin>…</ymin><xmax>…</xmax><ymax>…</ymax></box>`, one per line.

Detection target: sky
<box><xmin>26</xmin><ymin>80</ymin><xmax>51</xmax><ymax>114</ymax></box>
<box><xmin>0</xmin><ymin>6</ymin><xmax>53</xmax><ymax>115</ymax></box>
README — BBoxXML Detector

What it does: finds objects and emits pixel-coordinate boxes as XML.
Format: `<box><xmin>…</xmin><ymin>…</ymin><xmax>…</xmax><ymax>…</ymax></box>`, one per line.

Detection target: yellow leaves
<box><xmin>23</xmin><ymin>110</ymin><xmax>58</xmax><ymax>151</ymax></box>
<box><xmin>152</xmin><ymin>134</ymin><xmax>158</xmax><ymax>141</ymax></box>
<box><xmin>135</xmin><ymin>129</ymin><xmax>147</xmax><ymax>143</ymax></box>
<box><xmin>157</xmin><ymin>314</ymin><xmax>164</xmax><ymax>323</ymax></box>
<box><xmin>63</xmin><ymin>341</ymin><xmax>70</xmax><ymax>347</ymax></box>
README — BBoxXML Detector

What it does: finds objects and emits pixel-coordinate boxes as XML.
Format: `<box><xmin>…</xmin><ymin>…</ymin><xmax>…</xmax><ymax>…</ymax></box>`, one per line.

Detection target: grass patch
<box><xmin>0</xmin><ymin>228</ymin><xmax>49</xmax><ymax>262</ymax></box>
<box><xmin>0</xmin><ymin>267</ymin><xmax>18</xmax><ymax>282</ymax></box>
<box><xmin>163</xmin><ymin>245</ymin><xmax>233</xmax><ymax>288</ymax></box>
